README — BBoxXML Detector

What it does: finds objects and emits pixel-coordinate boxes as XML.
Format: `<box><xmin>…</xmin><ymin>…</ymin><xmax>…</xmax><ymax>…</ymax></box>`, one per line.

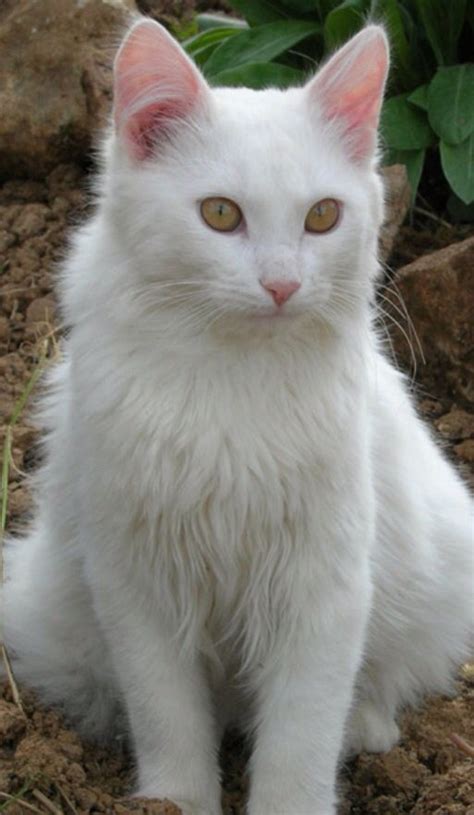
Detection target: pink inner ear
<box><xmin>114</xmin><ymin>20</ymin><xmax>204</xmax><ymax>160</ymax></box>
<box><xmin>310</xmin><ymin>28</ymin><xmax>389</xmax><ymax>161</ymax></box>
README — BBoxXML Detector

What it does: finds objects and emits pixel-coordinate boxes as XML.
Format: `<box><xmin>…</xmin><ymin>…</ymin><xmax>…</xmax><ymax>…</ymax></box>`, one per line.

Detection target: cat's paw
<box><xmin>345</xmin><ymin>700</ymin><xmax>400</xmax><ymax>755</ymax></box>
<box><xmin>168</xmin><ymin>805</ymin><xmax>221</xmax><ymax>815</ymax></box>
<box><xmin>135</xmin><ymin>788</ymin><xmax>222</xmax><ymax>815</ymax></box>
<box><xmin>248</xmin><ymin>789</ymin><xmax>336</xmax><ymax>815</ymax></box>
<box><xmin>249</xmin><ymin>803</ymin><xmax>335</xmax><ymax>815</ymax></box>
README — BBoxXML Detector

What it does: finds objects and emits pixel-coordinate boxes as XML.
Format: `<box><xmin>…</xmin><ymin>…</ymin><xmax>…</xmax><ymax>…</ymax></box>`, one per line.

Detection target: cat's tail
<box><xmin>1</xmin><ymin>525</ymin><xmax>121</xmax><ymax>740</ymax></box>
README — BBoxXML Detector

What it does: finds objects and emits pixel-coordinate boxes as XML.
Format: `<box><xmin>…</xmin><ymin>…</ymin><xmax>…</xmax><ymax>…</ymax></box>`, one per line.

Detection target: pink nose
<box><xmin>260</xmin><ymin>279</ymin><xmax>301</xmax><ymax>306</ymax></box>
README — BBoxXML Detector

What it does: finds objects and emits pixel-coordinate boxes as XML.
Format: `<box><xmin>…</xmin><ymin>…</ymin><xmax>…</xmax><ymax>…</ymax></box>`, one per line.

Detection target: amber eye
<box><xmin>305</xmin><ymin>199</ymin><xmax>340</xmax><ymax>233</ymax></box>
<box><xmin>200</xmin><ymin>197</ymin><xmax>242</xmax><ymax>232</ymax></box>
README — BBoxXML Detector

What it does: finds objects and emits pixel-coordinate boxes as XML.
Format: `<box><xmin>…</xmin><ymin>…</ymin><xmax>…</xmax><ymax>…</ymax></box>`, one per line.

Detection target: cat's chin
<box><xmin>245</xmin><ymin>301</ymin><xmax>308</xmax><ymax>322</ymax></box>
<box><xmin>208</xmin><ymin>306</ymin><xmax>313</xmax><ymax>343</ymax></box>
<box><xmin>248</xmin><ymin>311</ymin><xmax>298</xmax><ymax>324</ymax></box>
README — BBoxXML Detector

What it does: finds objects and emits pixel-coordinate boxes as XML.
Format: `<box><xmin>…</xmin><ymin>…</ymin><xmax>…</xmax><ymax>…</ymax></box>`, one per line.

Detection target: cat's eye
<box><xmin>305</xmin><ymin>199</ymin><xmax>340</xmax><ymax>234</ymax></box>
<box><xmin>200</xmin><ymin>197</ymin><xmax>242</xmax><ymax>232</ymax></box>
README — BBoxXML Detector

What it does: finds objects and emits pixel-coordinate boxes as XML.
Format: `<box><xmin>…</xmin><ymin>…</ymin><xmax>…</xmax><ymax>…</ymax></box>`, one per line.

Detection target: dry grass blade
<box><xmin>0</xmin><ymin>643</ymin><xmax>25</xmax><ymax>714</ymax></box>
<box><xmin>53</xmin><ymin>786</ymin><xmax>78</xmax><ymax>815</ymax></box>
<box><xmin>0</xmin><ymin>357</ymin><xmax>46</xmax><ymax>536</ymax></box>
<box><xmin>449</xmin><ymin>732</ymin><xmax>474</xmax><ymax>758</ymax></box>
<box><xmin>413</xmin><ymin>206</ymin><xmax>454</xmax><ymax>230</ymax></box>
<box><xmin>0</xmin><ymin>790</ymin><xmax>42</xmax><ymax>814</ymax></box>
<box><xmin>31</xmin><ymin>791</ymin><xmax>63</xmax><ymax>815</ymax></box>
<box><xmin>1</xmin><ymin>342</ymin><xmax>50</xmax><ymax>712</ymax></box>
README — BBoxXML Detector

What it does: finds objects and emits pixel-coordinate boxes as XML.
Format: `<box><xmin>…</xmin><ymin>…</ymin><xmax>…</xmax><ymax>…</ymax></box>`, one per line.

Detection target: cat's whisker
<box><xmin>374</xmin><ymin>309</ymin><xmax>402</xmax><ymax>375</ymax></box>
<box><xmin>378</xmin><ymin>279</ymin><xmax>426</xmax><ymax>365</ymax></box>
<box><xmin>376</xmin><ymin>291</ymin><xmax>422</xmax><ymax>377</ymax></box>
<box><xmin>379</xmin><ymin>262</ymin><xmax>423</xmax><ymax>349</ymax></box>
<box><xmin>375</xmin><ymin>302</ymin><xmax>419</xmax><ymax>386</ymax></box>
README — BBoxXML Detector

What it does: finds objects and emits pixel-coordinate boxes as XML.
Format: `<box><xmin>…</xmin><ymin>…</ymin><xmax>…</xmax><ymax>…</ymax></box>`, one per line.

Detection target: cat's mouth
<box><xmin>249</xmin><ymin>301</ymin><xmax>304</xmax><ymax>321</ymax></box>
<box><xmin>251</xmin><ymin>310</ymin><xmax>295</xmax><ymax>321</ymax></box>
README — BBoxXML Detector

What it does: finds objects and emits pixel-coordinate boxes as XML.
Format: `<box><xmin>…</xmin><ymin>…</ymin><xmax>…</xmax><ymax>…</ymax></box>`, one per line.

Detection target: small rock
<box><xmin>51</xmin><ymin>196</ymin><xmax>71</xmax><ymax>216</ymax></box>
<box><xmin>435</xmin><ymin>409</ymin><xmax>474</xmax><ymax>441</ymax></box>
<box><xmin>0</xmin><ymin>396</ymin><xmax>14</xmax><ymax>422</ymax></box>
<box><xmin>0</xmin><ymin>0</ymin><xmax>137</xmax><ymax>181</ymax></box>
<box><xmin>75</xmin><ymin>788</ymin><xmax>99</xmax><ymax>810</ymax></box>
<box><xmin>7</xmin><ymin>485</ymin><xmax>32</xmax><ymax>519</ymax></box>
<box><xmin>11</xmin><ymin>204</ymin><xmax>50</xmax><ymax>240</ymax></box>
<box><xmin>418</xmin><ymin>399</ymin><xmax>445</xmax><ymax>419</ymax></box>
<box><xmin>0</xmin><ymin>700</ymin><xmax>27</xmax><ymax>743</ymax></box>
<box><xmin>25</xmin><ymin>295</ymin><xmax>56</xmax><ymax>325</ymax></box>
<box><xmin>365</xmin><ymin>748</ymin><xmax>430</xmax><ymax>797</ymax></box>
<box><xmin>0</xmin><ymin>180</ymin><xmax>48</xmax><ymax>204</ymax></box>
<box><xmin>0</xmin><ymin>316</ymin><xmax>9</xmax><ymax>341</ymax></box>
<box><xmin>455</xmin><ymin>439</ymin><xmax>474</xmax><ymax>463</ymax></box>
<box><xmin>0</xmin><ymin>765</ymin><xmax>15</xmax><ymax>796</ymax></box>
<box><xmin>0</xmin><ymin>229</ymin><xmax>16</xmax><ymax>252</ymax></box>
<box><xmin>385</xmin><ymin>236</ymin><xmax>474</xmax><ymax>406</ymax></box>
<box><xmin>379</xmin><ymin>164</ymin><xmax>411</xmax><ymax>262</ymax></box>
<box><xmin>0</xmin><ymin>353</ymin><xmax>26</xmax><ymax>381</ymax></box>
<box><xmin>15</xmin><ymin>732</ymin><xmax>87</xmax><ymax>785</ymax></box>
<box><xmin>366</xmin><ymin>795</ymin><xmax>402</xmax><ymax>815</ymax></box>
<box><xmin>38</xmin><ymin>273</ymin><xmax>53</xmax><ymax>290</ymax></box>
<box><xmin>47</xmin><ymin>163</ymin><xmax>86</xmax><ymax>196</ymax></box>
<box><xmin>411</xmin><ymin>763</ymin><xmax>474</xmax><ymax>813</ymax></box>
<box><xmin>139</xmin><ymin>0</ymin><xmax>198</xmax><ymax>29</ymax></box>
<box><xmin>120</xmin><ymin>798</ymin><xmax>183</xmax><ymax>814</ymax></box>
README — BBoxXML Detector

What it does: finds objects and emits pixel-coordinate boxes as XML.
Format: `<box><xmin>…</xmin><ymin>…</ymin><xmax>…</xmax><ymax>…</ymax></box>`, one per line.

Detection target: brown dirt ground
<box><xmin>0</xmin><ymin>168</ymin><xmax>473</xmax><ymax>814</ymax></box>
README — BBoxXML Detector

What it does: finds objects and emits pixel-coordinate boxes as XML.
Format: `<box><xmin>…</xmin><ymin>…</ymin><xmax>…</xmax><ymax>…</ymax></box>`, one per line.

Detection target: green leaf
<box><xmin>384</xmin><ymin>148</ymin><xmax>425</xmax><ymax>203</ymax></box>
<box><xmin>211</xmin><ymin>62</ymin><xmax>304</xmax><ymax>89</ymax></box>
<box><xmin>324</xmin><ymin>0</ymin><xmax>367</xmax><ymax>51</ymax></box>
<box><xmin>226</xmin><ymin>0</ymin><xmax>289</xmax><ymax>26</ymax></box>
<box><xmin>185</xmin><ymin>27</ymin><xmax>239</xmax><ymax>52</ymax></box>
<box><xmin>196</xmin><ymin>13</ymin><xmax>248</xmax><ymax>32</ymax></box>
<box><xmin>184</xmin><ymin>28</ymin><xmax>241</xmax><ymax>66</ymax></box>
<box><xmin>440</xmin><ymin>135</ymin><xmax>474</xmax><ymax>204</ymax></box>
<box><xmin>381</xmin><ymin>94</ymin><xmax>434</xmax><ymax>150</ymax></box>
<box><xmin>203</xmin><ymin>20</ymin><xmax>321</xmax><ymax>78</ymax></box>
<box><xmin>408</xmin><ymin>83</ymin><xmax>429</xmax><ymax>112</ymax></box>
<box><xmin>317</xmin><ymin>0</ymin><xmax>344</xmax><ymax>15</ymax></box>
<box><xmin>427</xmin><ymin>65</ymin><xmax>474</xmax><ymax>145</ymax></box>
<box><xmin>413</xmin><ymin>0</ymin><xmax>467</xmax><ymax>65</ymax></box>
<box><xmin>278</xmin><ymin>0</ymin><xmax>320</xmax><ymax>12</ymax></box>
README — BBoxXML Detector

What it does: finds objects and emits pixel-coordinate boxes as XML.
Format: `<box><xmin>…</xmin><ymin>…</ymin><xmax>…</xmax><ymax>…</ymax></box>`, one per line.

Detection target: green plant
<box><xmin>1</xmin><ymin>357</ymin><xmax>46</xmax><ymax>532</ymax></box>
<box><xmin>182</xmin><ymin>0</ymin><xmax>474</xmax><ymax>211</ymax></box>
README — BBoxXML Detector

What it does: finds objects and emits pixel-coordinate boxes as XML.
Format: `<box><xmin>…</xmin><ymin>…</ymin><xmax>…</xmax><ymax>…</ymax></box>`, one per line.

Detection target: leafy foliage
<box><xmin>182</xmin><ymin>0</ymin><xmax>474</xmax><ymax>210</ymax></box>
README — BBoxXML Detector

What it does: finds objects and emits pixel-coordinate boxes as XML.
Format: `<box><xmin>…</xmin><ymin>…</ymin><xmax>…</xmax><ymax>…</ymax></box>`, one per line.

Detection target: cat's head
<box><xmin>103</xmin><ymin>17</ymin><xmax>389</xmax><ymax>341</ymax></box>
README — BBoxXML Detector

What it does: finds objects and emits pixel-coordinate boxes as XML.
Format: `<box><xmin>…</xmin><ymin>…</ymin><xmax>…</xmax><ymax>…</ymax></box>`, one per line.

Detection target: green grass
<box><xmin>0</xmin><ymin>781</ymin><xmax>35</xmax><ymax>813</ymax></box>
<box><xmin>0</xmin><ymin>359</ymin><xmax>46</xmax><ymax>535</ymax></box>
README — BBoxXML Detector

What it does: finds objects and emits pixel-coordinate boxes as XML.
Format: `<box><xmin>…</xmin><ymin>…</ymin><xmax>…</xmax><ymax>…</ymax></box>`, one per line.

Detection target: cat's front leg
<box><xmin>247</xmin><ymin>567</ymin><xmax>371</xmax><ymax>815</ymax></box>
<box><xmin>86</xmin><ymin>552</ymin><xmax>222</xmax><ymax>815</ymax></box>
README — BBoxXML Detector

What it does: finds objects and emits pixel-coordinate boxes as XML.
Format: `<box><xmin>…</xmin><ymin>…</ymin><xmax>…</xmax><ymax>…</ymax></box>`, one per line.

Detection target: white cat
<box><xmin>3</xmin><ymin>18</ymin><xmax>473</xmax><ymax>815</ymax></box>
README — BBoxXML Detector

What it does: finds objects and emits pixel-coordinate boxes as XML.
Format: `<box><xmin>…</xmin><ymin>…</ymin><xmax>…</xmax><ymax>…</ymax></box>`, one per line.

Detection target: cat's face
<box><xmin>106</xmin><ymin>20</ymin><xmax>388</xmax><ymax>338</ymax></box>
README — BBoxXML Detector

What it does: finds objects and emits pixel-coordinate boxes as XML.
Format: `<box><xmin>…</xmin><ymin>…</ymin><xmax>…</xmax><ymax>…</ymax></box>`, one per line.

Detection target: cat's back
<box><xmin>371</xmin><ymin>352</ymin><xmax>471</xmax><ymax>508</ymax></box>
<box><xmin>369</xmin><ymin>351</ymin><xmax>472</xmax><ymax>594</ymax></box>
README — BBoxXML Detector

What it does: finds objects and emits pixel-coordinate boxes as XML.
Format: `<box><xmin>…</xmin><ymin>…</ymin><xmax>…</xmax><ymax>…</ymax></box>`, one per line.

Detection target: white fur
<box><xmin>3</xmin><ymin>20</ymin><xmax>473</xmax><ymax>815</ymax></box>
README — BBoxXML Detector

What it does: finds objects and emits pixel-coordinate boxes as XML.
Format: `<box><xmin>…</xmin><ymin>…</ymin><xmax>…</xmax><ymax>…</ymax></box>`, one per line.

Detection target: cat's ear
<box><xmin>306</xmin><ymin>25</ymin><xmax>389</xmax><ymax>163</ymax></box>
<box><xmin>113</xmin><ymin>18</ymin><xmax>211</xmax><ymax>160</ymax></box>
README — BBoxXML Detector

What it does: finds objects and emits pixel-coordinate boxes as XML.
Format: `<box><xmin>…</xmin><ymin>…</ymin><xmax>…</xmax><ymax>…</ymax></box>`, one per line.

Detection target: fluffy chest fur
<box><xmin>68</xmin><ymin>329</ymin><xmax>372</xmax><ymax>666</ymax></box>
